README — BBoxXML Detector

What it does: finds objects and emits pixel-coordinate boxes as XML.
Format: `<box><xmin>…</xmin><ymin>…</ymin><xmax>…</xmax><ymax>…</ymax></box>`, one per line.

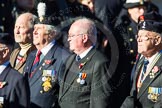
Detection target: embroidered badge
<box><xmin>142</xmin><ymin>21</ymin><xmax>146</xmax><ymax>29</ymax></box>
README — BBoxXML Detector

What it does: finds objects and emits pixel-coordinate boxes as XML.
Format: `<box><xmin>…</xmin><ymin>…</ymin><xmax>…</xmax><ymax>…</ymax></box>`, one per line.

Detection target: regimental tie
<box><xmin>30</xmin><ymin>50</ymin><xmax>42</xmax><ymax>77</ymax></box>
<box><xmin>140</xmin><ymin>59</ymin><xmax>149</xmax><ymax>83</ymax></box>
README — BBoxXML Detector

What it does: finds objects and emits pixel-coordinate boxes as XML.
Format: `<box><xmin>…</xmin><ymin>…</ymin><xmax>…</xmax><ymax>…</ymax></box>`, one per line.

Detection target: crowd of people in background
<box><xmin>1</xmin><ymin>0</ymin><xmax>162</xmax><ymax>108</ymax></box>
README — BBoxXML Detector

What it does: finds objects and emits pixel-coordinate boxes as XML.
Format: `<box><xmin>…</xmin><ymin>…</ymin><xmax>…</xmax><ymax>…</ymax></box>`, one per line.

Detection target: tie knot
<box><xmin>37</xmin><ymin>50</ymin><xmax>42</xmax><ymax>57</ymax></box>
<box><xmin>76</xmin><ymin>55</ymin><xmax>81</xmax><ymax>61</ymax></box>
<box><xmin>143</xmin><ymin>59</ymin><xmax>149</xmax><ymax>66</ymax></box>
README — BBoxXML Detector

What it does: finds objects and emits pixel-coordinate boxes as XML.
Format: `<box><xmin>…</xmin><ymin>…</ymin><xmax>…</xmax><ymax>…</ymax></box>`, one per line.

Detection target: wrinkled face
<box><xmin>14</xmin><ymin>15</ymin><xmax>33</xmax><ymax>44</ymax></box>
<box><xmin>68</xmin><ymin>24</ymin><xmax>85</xmax><ymax>54</ymax></box>
<box><xmin>78</xmin><ymin>0</ymin><xmax>94</xmax><ymax>13</ymax></box>
<box><xmin>128</xmin><ymin>6</ymin><xmax>146</xmax><ymax>23</ymax></box>
<box><xmin>33</xmin><ymin>24</ymin><xmax>50</xmax><ymax>47</ymax></box>
<box><xmin>16</xmin><ymin>0</ymin><xmax>34</xmax><ymax>10</ymax></box>
<box><xmin>137</xmin><ymin>30</ymin><xmax>160</xmax><ymax>56</ymax></box>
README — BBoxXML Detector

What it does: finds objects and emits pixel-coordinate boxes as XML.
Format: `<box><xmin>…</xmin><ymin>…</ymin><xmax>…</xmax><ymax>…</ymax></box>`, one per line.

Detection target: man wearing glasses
<box><xmin>59</xmin><ymin>18</ymin><xmax>113</xmax><ymax>108</ymax></box>
<box><xmin>121</xmin><ymin>11</ymin><xmax>162</xmax><ymax>108</ymax></box>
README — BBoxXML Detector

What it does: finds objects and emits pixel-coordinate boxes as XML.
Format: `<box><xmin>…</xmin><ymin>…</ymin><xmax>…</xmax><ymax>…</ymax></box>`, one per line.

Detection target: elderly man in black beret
<box><xmin>121</xmin><ymin>11</ymin><xmax>162</xmax><ymax>108</ymax></box>
<box><xmin>23</xmin><ymin>2</ymin><xmax>71</xmax><ymax>108</ymax></box>
<box><xmin>0</xmin><ymin>33</ymin><xmax>30</xmax><ymax>108</ymax></box>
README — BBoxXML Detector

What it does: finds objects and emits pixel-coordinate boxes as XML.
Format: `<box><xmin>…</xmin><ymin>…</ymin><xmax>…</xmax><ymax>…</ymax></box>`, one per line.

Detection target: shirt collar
<box><xmin>78</xmin><ymin>46</ymin><xmax>93</xmax><ymax>59</ymax></box>
<box><xmin>40</xmin><ymin>40</ymin><xmax>55</xmax><ymax>56</ymax></box>
<box><xmin>0</xmin><ymin>61</ymin><xmax>9</xmax><ymax>74</ymax></box>
<box><xmin>146</xmin><ymin>52</ymin><xmax>159</xmax><ymax>63</ymax></box>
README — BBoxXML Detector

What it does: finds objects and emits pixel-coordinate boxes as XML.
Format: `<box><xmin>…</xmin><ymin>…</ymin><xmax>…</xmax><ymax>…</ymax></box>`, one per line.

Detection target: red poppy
<box><xmin>45</xmin><ymin>60</ymin><xmax>52</xmax><ymax>65</ymax></box>
<box><xmin>152</xmin><ymin>66</ymin><xmax>159</xmax><ymax>73</ymax></box>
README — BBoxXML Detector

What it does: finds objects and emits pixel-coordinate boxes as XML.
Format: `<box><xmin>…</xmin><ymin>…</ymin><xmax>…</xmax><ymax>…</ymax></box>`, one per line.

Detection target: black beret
<box><xmin>35</xmin><ymin>2</ymin><xmax>60</xmax><ymax>26</ymax></box>
<box><xmin>138</xmin><ymin>12</ymin><xmax>162</xmax><ymax>33</ymax></box>
<box><xmin>138</xmin><ymin>11</ymin><xmax>162</xmax><ymax>23</ymax></box>
<box><xmin>124</xmin><ymin>0</ymin><xmax>146</xmax><ymax>9</ymax></box>
<box><xmin>35</xmin><ymin>16</ymin><xmax>60</xmax><ymax>26</ymax></box>
<box><xmin>0</xmin><ymin>33</ymin><xmax>14</xmax><ymax>46</ymax></box>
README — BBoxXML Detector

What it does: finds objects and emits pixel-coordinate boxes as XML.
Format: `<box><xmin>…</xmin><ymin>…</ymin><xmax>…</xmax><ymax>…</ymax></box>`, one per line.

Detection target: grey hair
<box><xmin>16</xmin><ymin>12</ymin><xmax>37</xmax><ymax>30</ymax></box>
<box><xmin>45</xmin><ymin>25</ymin><xmax>59</xmax><ymax>36</ymax></box>
<box><xmin>74</xmin><ymin>17</ymin><xmax>97</xmax><ymax>45</ymax></box>
<box><xmin>28</xmin><ymin>14</ymin><xmax>37</xmax><ymax>29</ymax></box>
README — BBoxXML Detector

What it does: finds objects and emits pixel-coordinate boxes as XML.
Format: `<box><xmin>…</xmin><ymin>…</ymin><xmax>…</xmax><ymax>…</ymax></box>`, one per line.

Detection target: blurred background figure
<box><xmin>77</xmin><ymin>0</ymin><xmax>94</xmax><ymax>13</ymax></box>
<box><xmin>0</xmin><ymin>0</ymin><xmax>14</xmax><ymax>35</ymax></box>
<box><xmin>111</xmin><ymin>0</ymin><xmax>149</xmax><ymax>107</ymax></box>
<box><xmin>95</xmin><ymin>0</ymin><xmax>126</xmax><ymax>29</ymax></box>
<box><xmin>10</xmin><ymin>12</ymin><xmax>36</xmax><ymax>74</ymax></box>
<box><xmin>12</xmin><ymin>0</ymin><xmax>37</xmax><ymax>23</ymax></box>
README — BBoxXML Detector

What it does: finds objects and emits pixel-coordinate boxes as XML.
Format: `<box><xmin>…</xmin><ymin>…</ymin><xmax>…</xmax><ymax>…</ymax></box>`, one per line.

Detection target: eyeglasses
<box><xmin>68</xmin><ymin>33</ymin><xmax>86</xmax><ymax>39</ymax></box>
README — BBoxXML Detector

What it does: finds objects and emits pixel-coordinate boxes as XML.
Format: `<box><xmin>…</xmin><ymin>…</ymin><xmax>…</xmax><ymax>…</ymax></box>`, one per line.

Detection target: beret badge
<box><xmin>37</xmin><ymin>2</ymin><xmax>46</xmax><ymax>23</ymax></box>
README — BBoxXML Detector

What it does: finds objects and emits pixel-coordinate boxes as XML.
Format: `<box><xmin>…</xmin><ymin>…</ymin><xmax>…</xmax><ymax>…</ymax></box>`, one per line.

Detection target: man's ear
<box><xmin>2</xmin><ymin>47</ymin><xmax>9</xmax><ymax>58</ymax></box>
<box><xmin>50</xmin><ymin>30</ymin><xmax>57</xmax><ymax>38</ymax></box>
<box><xmin>82</xmin><ymin>34</ymin><xmax>88</xmax><ymax>43</ymax></box>
<box><xmin>155</xmin><ymin>36</ymin><xmax>161</xmax><ymax>45</ymax></box>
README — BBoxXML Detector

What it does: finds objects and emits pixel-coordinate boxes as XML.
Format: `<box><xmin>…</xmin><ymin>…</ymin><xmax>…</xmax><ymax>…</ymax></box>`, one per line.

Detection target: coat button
<box><xmin>129</xmin><ymin>38</ymin><xmax>133</xmax><ymax>42</ymax></box>
<box><xmin>2</xmin><ymin>17</ymin><xmax>5</xmax><ymax>21</ymax></box>
<box><xmin>128</xmin><ymin>27</ymin><xmax>132</xmax><ymax>31</ymax></box>
<box><xmin>130</xmin><ymin>50</ymin><xmax>134</xmax><ymax>53</ymax></box>
<box><xmin>130</xmin><ymin>61</ymin><xmax>134</xmax><ymax>65</ymax></box>
<box><xmin>1</xmin><ymin>3</ymin><xmax>5</xmax><ymax>7</ymax></box>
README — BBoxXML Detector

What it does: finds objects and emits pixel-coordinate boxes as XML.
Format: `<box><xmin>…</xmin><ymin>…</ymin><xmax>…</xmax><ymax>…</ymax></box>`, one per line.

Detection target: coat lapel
<box><xmin>15</xmin><ymin>53</ymin><xmax>27</xmax><ymax>70</ymax></box>
<box><xmin>60</xmin><ymin>48</ymin><xmax>96</xmax><ymax>99</ymax></box>
<box><xmin>0</xmin><ymin>65</ymin><xmax>11</xmax><ymax>81</ymax></box>
<box><xmin>59</xmin><ymin>55</ymin><xmax>76</xmax><ymax>99</ymax></box>
<box><xmin>10</xmin><ymin>46</ymin><xmax>36</xmax><ymax>71</ymax></box>
<box><xmin>29</xmin><ymin>45</ymin><xmax>57</xmax><ymax>86</ymax></box>
<box><xmin>10</xmin><ymin>48</ymin><xmax>20</xmax><ymax>68</ymax></box>
<box><xmin>134</xmin><ymin>56</ymin><xmax>145</xmax><ymax>84</ymax></box>
<box><xmin>137</xmin><ymin>53</ymin><xmax>162</xmax><ymax>98</ymax></box>
<box><xmin>130</xmin><ymin>56</ymin><xmax>144</xmax><ymax>96</ymax></box>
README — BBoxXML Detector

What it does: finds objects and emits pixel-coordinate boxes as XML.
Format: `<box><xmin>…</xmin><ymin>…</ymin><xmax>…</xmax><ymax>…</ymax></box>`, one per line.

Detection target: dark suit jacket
<box><xmin>59</xmin><ymin>48</ymin><xmax>112</xmax><ymax>108</ymax></box>
<box><xmin>0</xmin><ymin>64</ymin><xmax>30</xmax><ymax>108</ymax></box>
<box><xmin>24</xmin><ymin>44</ymin><xmax>71</xmax><ymax>108</ymax></box>
<box><xmin>121</xmin><ymin>52</ymin><xmax>162</xmax><ymax>108</ymax></box>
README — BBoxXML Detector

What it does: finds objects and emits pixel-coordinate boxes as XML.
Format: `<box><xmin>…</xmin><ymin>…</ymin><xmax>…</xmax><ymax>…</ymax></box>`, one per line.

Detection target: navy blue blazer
<box><xmin>24</xmin><ymin>44</ymin><xmax>71</xmax><ymax>108</ymax></box>
<box><xmin>0</xmin><ymin>64</ymin><xmax>30</xmax><ymax>108</ymax></box>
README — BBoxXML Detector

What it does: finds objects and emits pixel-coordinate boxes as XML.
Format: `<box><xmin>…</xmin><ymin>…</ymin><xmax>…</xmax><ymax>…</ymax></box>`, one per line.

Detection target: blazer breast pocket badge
<box><xmin>40</xmin><ymin>70</ymin><xmax>57</xmax><ymax>93</ymax></box>
<box><xmin>148</xmin><ymin>87</ymin><xmax>162</xmax><ymax>102</ymax></box>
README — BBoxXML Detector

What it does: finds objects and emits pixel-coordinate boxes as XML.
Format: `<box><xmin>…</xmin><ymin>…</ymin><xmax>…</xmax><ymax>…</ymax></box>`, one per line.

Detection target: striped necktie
<box><xmin>30</xmin><ymin>50</ymin><xmax>42</xmax><ymax>77</ymax></box>
<box><xmin>140</xmin><ymin>59</ymin><xmax>149</xmax><ymax>82</ymax></box>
